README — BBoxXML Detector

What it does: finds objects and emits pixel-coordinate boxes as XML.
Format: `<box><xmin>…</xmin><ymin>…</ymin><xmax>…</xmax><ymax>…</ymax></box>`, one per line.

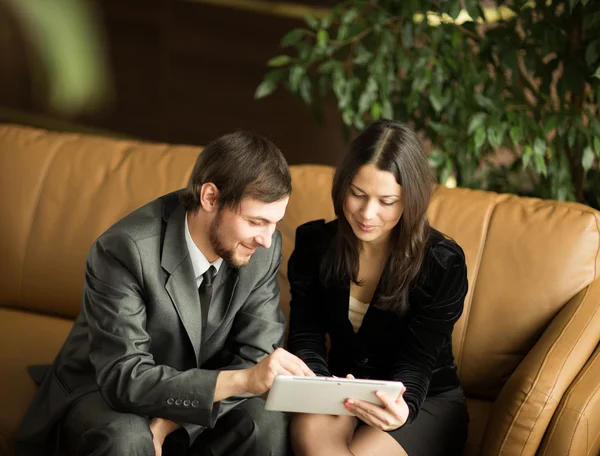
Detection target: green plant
<box><xmin>256</xmin><ymin>0</ymin><xmax>600</xmax><ymax>208</ymax></box>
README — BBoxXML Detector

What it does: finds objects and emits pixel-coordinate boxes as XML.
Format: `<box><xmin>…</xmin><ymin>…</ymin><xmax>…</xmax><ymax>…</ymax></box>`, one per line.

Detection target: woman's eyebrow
<box><xmin>350</xmin><ymin>184</ymin><xmax>400</xmax><ymax>199</ymax></box>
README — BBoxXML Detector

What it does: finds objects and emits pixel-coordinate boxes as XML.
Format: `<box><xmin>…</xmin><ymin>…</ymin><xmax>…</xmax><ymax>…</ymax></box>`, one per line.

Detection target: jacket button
<box><xmin>183</xmin><ymin>400</ymin><xmax>191</xmax><ymax>407</ymax></box>
<box><xmin>175</xmin><ymin>399</ymin><xmax>182</xmax><ymax>406</ymax></box>
<box><xmin>166</xmin><ymin>398</ymin><xmax>174</xmax><ymax>405</ymax></box>
<box><xmin>191</xmin><ymin>400</ymin><xmax>199</xmax><ymax>407</ymax></box>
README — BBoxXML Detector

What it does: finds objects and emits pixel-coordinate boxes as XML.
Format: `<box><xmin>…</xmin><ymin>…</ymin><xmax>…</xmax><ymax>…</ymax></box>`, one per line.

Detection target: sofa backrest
<box><xmin>2</xmin><ymin>124</ymin><xmax>599</xmax><ymax>403</ymax></box>
<box><xmin>0</xmin><ymin>124</ymin><xmax>199</xmax><ymax>318</ymax></box>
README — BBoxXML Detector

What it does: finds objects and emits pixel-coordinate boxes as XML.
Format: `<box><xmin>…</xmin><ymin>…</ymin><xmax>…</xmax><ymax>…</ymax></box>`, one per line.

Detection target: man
<box><xmin>16</xmin><ymin>131</ymin><xmax>314</xmax><ymax>456</ymax></box>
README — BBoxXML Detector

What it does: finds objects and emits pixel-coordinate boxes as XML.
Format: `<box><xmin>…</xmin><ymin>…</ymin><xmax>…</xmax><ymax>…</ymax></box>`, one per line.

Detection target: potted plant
<box><xmin>256</xmin><ymin>0</ymin><xmax>600</xmax><ymax>208</ymax></box>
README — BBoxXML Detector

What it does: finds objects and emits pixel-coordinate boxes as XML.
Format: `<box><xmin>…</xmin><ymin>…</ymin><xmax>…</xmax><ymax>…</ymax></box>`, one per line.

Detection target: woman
<box><xmin>287</xmin><ymin>120</ymin><xmax>469</xmax><ymax>456</ymax></box>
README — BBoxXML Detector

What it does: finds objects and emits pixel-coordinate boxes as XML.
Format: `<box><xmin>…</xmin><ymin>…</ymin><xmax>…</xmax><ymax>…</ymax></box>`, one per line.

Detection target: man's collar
<box><xmin>184</xmin><ymin>212</ymin><xmax>223</xmax><ymax>279</ymax></box>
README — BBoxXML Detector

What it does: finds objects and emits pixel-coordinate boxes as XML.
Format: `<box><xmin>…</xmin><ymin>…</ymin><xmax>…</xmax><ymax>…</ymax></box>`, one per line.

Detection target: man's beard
<box><xmin>209</xmin><ymin>211</ymin><xmax>251</xmax><ymax>268</ymax></box>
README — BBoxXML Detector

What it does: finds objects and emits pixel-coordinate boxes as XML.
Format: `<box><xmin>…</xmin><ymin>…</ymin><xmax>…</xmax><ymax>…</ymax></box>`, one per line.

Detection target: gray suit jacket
<box><xmin>16</xmin><ymin>191</ymin><xmax>285</xmax><ymax>453</ymax></box>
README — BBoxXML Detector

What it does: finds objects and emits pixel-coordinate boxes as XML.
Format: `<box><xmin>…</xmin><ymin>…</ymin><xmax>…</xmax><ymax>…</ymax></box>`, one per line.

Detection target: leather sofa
<box><xmin>1</xmin><ymin>124</ymin><xmax>599</xmax><ymax>456</ymax></box>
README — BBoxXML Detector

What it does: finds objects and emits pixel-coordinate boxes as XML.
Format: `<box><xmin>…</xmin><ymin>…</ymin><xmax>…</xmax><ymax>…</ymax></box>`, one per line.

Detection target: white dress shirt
<box><xmin>185</xmin><ymin>213</ymin><xmax>223</xmax><ymax>287</ymax></box>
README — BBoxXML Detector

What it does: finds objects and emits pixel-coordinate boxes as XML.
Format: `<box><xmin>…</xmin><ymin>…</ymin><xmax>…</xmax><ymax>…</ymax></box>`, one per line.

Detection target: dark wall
<box><xmin>0</xmin><ymin>0</ymin><xmax>347</xmax><ymax>165</ymax></box>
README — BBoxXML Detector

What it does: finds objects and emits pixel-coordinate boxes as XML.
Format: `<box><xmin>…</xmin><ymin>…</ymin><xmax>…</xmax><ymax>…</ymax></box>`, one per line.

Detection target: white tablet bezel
<box><xmin>264</xmin><ymin>375</ymin><xmax>404</xmax><ymax>416</ymax></box>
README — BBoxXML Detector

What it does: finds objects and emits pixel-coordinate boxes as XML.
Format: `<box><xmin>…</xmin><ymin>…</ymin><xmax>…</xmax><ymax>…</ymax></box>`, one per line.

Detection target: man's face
<box><xmin>209</xmin><ymin>197</ymin><xmax>289</xmax><ymax>267</ymax></box>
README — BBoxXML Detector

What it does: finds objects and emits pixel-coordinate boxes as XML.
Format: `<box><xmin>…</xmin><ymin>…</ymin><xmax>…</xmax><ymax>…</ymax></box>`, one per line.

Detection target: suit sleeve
<box><xmin>84</xmin><ymin>231</ymin><xmax>221</xmax><ymax>428</ymax></box>
<box><xmin>287</xmin><ymin>221</ymin><xmax>332</xmax><ymax>377</ymax></box>
<box><xmin>392</xmin><ymin>241</ymin><xmax>468</xmax><ymax>425</ymax></box>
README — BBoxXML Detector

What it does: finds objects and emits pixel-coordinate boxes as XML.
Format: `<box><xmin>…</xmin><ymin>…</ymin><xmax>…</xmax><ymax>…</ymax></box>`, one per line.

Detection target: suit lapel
<box><xmin>161</xmin><ymin>203</ymin><xmax>202</xmax><ymax>364</ymax></box>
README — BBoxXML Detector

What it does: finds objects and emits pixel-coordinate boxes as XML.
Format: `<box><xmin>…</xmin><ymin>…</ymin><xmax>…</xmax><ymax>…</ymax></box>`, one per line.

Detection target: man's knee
<box><xmin>66</xmin><ymin>411</ymin><xmax>154</xmax><ymax>456</ymax></box>
<box><xmin>91</xmin><ymin>418</ymin><xmax>154</xmax><ymax>454</ymax></box>
<box><xmin>206</xmin><ymin>398</ymin><xmax>288</xmax><ymax>456</ymax></box>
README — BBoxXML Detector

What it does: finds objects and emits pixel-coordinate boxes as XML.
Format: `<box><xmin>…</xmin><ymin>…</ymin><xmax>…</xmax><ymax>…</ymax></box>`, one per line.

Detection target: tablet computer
<box><xmin>264</xmin><ymin>375</ymin><xmax>404</xmax><ymax>415</ymax></box>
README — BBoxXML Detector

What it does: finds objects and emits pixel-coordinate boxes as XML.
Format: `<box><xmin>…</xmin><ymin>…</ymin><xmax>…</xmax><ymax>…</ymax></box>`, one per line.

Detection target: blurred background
<box><xmin>1</xmin><ymin>0</ymin><xmax>599</xmax><ymax>207</ymax></box>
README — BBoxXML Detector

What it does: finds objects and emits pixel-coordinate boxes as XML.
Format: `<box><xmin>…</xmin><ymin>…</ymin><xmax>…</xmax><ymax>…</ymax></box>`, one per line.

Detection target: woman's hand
<box><xmin>343</xmin><ymin>374</ymin><xmax>409</xmax><ymax>431</ymax></box>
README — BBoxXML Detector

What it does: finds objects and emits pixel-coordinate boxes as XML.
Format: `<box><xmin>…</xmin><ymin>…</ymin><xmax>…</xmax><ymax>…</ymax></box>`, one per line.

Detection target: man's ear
<box><xmin>199</xmin><ymin>183</ymin><xmax>219</xmax><ymax>213</ymax></box>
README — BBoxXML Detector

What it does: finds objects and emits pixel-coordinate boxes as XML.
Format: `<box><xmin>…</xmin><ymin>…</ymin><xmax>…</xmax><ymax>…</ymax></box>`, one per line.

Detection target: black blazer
<box><xmin>287</xmin><ymin>219</ymin><xmax>468</xmax><ymax>425</ymax></box>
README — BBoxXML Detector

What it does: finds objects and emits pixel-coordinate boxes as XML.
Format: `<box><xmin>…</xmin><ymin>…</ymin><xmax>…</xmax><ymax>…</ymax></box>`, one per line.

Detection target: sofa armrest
<box><xmin>538</xmin><ymin>341</ymin><xmax>600</xmax><ymax>456</ymax></box>
<box><xmin>481</xmin><ymin>278</ymin><xmax>600</xmax><ymax>456</ymax></box>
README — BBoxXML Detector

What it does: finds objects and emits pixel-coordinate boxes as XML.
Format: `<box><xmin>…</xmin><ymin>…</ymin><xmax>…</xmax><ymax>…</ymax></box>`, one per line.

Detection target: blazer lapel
<box><xmin>161</xmin><ymin>203</ymin><xmax>202</xmax><ymax>364</ymax></box>
<box><xmin>204</xmin><ymin>262</ymin><xmax>239</xmax><ymax>343</ymax></box>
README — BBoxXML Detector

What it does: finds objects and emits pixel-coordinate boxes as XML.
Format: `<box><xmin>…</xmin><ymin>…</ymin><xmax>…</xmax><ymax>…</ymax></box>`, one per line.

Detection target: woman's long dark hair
<box><xmin>321</xmin><ymin>120</ymin><xmax>435</xmax><ymax>314</ymax></box>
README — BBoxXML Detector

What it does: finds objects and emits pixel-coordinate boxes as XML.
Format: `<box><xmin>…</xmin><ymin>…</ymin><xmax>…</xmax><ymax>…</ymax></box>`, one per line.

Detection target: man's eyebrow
<box><xmin>350</xmin><ymin>184</ymin><xmax>400</xmax><ymax>199</ymax></box>
<box><xmin>247</xmin><ymin>216</ymin><xmax>275</xmax><ymax>224</ymax></box>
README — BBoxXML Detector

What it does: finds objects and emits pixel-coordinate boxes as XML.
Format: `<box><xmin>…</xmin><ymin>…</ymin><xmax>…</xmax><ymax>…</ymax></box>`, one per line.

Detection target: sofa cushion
<box><xmin>0</xmin><ymin>308</ymin><xmax>72</xmax><ymax>455</ymax></box>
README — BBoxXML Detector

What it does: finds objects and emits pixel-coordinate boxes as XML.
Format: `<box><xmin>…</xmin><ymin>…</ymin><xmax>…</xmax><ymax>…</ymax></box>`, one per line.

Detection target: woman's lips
<box><xmin>356</xmin><ymin>221</ymin><xmax>377</xmax><ymax>232</ymax></box>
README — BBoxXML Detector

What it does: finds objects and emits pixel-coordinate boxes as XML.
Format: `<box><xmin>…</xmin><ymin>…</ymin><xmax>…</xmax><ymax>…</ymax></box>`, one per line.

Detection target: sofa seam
<box><xmin>499</xmin><ymin>284</ymin><xmax>599</xmax><ymax>455</ymax></box>
<box><xmin>19</xmin><ymin>132</ymin><xmax>81</xmax><ymax>301</ymax></box>
<box><xmin>520</xmin><ymin>294</ymin><xmax>598</xmax><ymax>454</ymax></box>
<box><xmin>455</xmin><ymin>193</ymin><xmax>498</xmax><ymax>376</ymax></box>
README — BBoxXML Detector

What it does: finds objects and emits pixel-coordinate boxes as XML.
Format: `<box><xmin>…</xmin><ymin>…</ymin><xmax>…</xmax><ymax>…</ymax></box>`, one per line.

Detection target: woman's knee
<box><xmin>290</xmin><ymin>414</ymin><xmax>354</xmax><ymax>455</ymax></box>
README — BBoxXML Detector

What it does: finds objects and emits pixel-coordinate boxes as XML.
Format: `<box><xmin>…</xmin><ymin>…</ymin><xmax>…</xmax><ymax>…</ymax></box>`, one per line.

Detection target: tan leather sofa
<box><xmin>1</xmin><ymin>124</ymin><xmax>599</xmax><ymax>456</ymax></box>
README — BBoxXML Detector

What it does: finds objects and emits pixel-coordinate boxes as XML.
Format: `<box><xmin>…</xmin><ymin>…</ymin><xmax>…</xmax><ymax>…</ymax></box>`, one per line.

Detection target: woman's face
<box><xmin>343</xmin><ymin>164</ymin><xmax>404</xmax><ymax>246</ymax></box>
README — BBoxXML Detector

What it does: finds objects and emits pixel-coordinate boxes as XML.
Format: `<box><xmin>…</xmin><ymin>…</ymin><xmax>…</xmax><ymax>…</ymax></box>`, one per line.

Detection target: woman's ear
<box><xmin>199</xmin><ymin>183</ymin><xmax>219</xmax><ymax>213</ymax></box>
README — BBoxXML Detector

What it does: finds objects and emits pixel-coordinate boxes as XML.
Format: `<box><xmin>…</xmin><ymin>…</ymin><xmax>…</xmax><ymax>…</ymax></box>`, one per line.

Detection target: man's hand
<box><xmin>243</xmin><ymin>347</ymin><xmax>315</xmax><ymax>395</ymax></box>
<box><xmin>214</xmin><ymin>348</ymin><xmax>315</xmax><ymax>402</ymax></box>
<box><xmin>343</xmin><ymin>374</ymin><xmax>409</xmax><ymax>431</ymax></box>
<box><xmin>149</xmin><ymin>418</ymin><xmax>181</xmax><ymax>456</ymax></box>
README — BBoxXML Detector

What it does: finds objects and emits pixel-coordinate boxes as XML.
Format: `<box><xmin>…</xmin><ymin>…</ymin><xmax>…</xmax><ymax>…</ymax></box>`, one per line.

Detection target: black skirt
<box><xmin>361</xmin><ymin>386</ymin><xmax>469</xmax><ymax>456</ymax></box>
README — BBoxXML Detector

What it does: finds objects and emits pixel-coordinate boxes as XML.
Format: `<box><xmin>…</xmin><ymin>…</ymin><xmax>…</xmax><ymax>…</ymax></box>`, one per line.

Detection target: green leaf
<box><xmin>589</xmin><ymin>115</ymin><xmax>600</xmax><ymax>137</ymax></box>
<box><xmin>317</xmin><ymin>29</ymin><xmax>329</xmax><ymax>48</ymax></box>
<box><xmin>428</xmin><ymin>149</ymin><xmax>446</xmax><ymax>167</ymax></box>
<box><xmin>401</xmin><ymin>23</ymin><xmax>413</xmax><ymax>48</ymax></box>
<box><xmin>595</xmin><ymin>136</ymin><xmax>600</xmax><ymax>156</ymax></box>
<box><xmin>465</xmin><ymin>0</ymin><xmax>481</xmax><ymax>20</ymax></box>
<box><xmin>267</xmin><ymin>55</ymin><xmax>291</xmax><ymax>67</ymax></box>
<box><xmin>300</xmin><ymin>77</ymin><xmax>312</xmax><ymax>104</ymax></box>
<box><xmin>371</xmin><ymin>103</ymin><xmax>381</xmax><ymax>120</ymax></box>
<box><xmin>474</xmin><ymin>126</ymin><xmax>487</xmax><ymax>149</ymax></box>
<box><xmin>429</xmin><ymin>121</ymin><xmax>456</xmax><ymax>136</ymax></box>
<box><xmin>280</xmin><ymin>29</ymin><xmax>305</xmax><ymax>48</ymax></box>
<box><xmin>468</xmin><ymin>113</ymin><xmax>487</xmax><ymax>135</ymax></box>
<box><xmin>304</xmin><ymin>15</ymin><xmax>319</xmax><ymax>30</ymax></box>
<box><xmin>449</xmin><ymin>2</ymin><xmax>462</xmax><ymax>20</ymax></box>
<box><xmin>318</xmin><ymin>60</ymin><xmax>341</xmax><ymax>74</ymax></box>
<box><xmin>534</xmin><ymin>154</ymin><xmax>548</xmax><ymax>176</ymax></box>
<box><xmin>543</xmin><ymin>116</ymin><xmax>558</xmax><ymax>137</ymax></box>
<box><xmin>429</xmin><ymin>89</ymin><xmax>447</xmax><ymax>113</ymax></box>
<box><xmin>510</xmin><ymin>125</ymin><xmax>523</xmax><ymax>145</ymax></box>
<box><xmin>255</xmin><ymin>76</ymin><xmax>278</xmax><ymax>99</ymax></box>
<box><xmin>289</xmin><ymin>65</ymin><xmax>306</xmax><ymax>91</ymax></box>
<box><xmin>474</xmin><ymin>93</ymin><xmax>497</xmax><ymax>112</ymax></box>
<box><xmin>342</xmin><ymin>8</ymin><xmax>358</xmax><ymax>24</ymax></box>
<box><xmin>568</xmin><ymin>129</ymin><xmax>577</xmax><ymax>148</ymax></box>
<box><xmin>582</xmin><ymin>146</ymin><xmax>595</xmax><ymax>171</ymax></box>
<box><xmin>522</xmin><ymin>146</ymin><xmax>533</xmax><ymax>169</ymax></box>
<box><xmin>354</xmin><ymin>48</ymin><xmax>373</xmax><ymax>65</ymax></box>
<box><xmin>382</xmin><ymin>99</ymin><xmax>394</xmax><ymax>119</ymax></box>
<box><xmin>534</xmin><ymin>137</ymin><xmax>547</xmax><ymax>157</ymax></box>
<box><xmin>586</xmin><ymin>40</ymin><xmax>600</xmax><ymax>67</ymax></box>
<box><xmin>487</xmin><ymin>124</ymin><xmax>506</xmax><ymax>149</ymax></box>
<box><xmin>321</xmin><ymin>15</ymin><xmax>332</xmax><ymax>29</ymax></box>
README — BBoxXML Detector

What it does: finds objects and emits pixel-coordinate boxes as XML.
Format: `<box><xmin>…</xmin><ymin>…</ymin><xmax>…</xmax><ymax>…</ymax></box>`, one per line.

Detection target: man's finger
<box><xmin>276</xmin><ymin>350</ymin><xmax>315</xmax><ymax>376</ymax></box>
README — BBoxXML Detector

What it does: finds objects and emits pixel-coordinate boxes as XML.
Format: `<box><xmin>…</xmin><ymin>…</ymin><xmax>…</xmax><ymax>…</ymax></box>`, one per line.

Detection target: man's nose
<box><xmin>255</xmin><ymin>224</ymin><xmax>275</xmax><ymax>249</ymax></box>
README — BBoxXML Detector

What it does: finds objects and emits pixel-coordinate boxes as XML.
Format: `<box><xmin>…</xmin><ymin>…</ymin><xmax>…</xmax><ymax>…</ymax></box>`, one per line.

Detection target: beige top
<box><xmin>349</xmin><ymin>296</ymin><xmax>370</xmax><ymax>333</ymax></box>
